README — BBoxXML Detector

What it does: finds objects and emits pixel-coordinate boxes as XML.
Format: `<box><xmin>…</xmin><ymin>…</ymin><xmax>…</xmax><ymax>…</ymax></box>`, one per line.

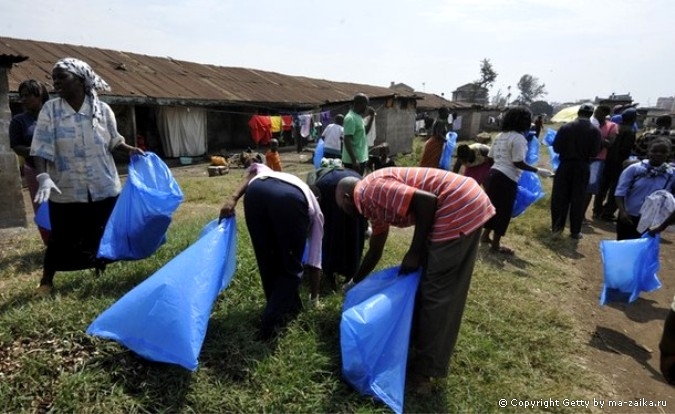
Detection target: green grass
<box><xmin>0</xmin><ymin>138</ymin><xmax>605</xmax><ymax>413</ymax></box>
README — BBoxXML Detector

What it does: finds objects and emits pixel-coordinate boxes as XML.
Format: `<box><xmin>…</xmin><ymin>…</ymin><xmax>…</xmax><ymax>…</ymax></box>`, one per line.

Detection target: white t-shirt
<box><xmin>322</xmin><ymin>123</ymin><xmax>343</xmax><ymax>151</ymax></box>
<box><xmin>488</xmin><ymin>131</ymin><xmax>528</xmax><ymax>182</ymax></box>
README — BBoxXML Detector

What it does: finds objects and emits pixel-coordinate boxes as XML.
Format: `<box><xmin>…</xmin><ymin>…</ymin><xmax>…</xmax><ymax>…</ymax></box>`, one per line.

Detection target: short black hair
<box><xmin>656</xmin><ymin>115</ymin><xmax>672</xmax><ymax>129</ymax></box>
<box><xmin>595</xmin><ymin>105</ymin><xmax>611</xmax><ymax>118</ymax></box>
<box><xmin>649</xmin><ymin>137</ymin><xmax>672</xmax><ymax>153</ymax></box>
<box><xmin>18</xmin><ymin>79</ymin><xmax>50</xmax><ymax>104</ymax></box>
<box><xmin>501</xmin><ymin>106</ymin><xmax>532</xmax><ymax>133</ymax></box>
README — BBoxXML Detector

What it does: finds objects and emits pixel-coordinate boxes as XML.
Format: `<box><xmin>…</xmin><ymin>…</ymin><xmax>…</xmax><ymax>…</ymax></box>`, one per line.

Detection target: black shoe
<box><xmin>570</xmin><ymin>233</ymin><xmax>583</xmax><ymax>240</ymax></box>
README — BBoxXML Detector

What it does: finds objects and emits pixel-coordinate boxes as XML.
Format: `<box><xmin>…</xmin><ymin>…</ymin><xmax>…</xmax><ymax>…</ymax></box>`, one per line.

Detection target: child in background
<box><xmin>452</xmin><ymin>143</ymin><xmax>492</xmax><ymax>185</ymax></box>
<box><xmin>265</xmin><ymin>139</ymin><xmax>282</xmax><ymax>171</ymax></box>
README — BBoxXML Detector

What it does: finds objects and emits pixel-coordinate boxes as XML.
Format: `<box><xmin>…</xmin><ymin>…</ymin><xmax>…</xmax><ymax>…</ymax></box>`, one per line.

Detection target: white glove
<box><xmin>34</xmin><ymin>173</ymin><xmax>62</xmax><ymax>204</ymax></box>
<box><xmin>536</xmin><ymin>168</ymin><xmax>554</xmax><ymax>178</ymax></box>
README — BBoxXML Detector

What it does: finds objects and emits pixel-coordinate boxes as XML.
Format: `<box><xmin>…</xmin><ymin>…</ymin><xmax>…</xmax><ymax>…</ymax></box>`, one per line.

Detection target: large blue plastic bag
<box><xmin>525</xmin><ymin>133</ymin><xmax>540</xmax><ymax>165</ymax></box>
<box><xmin>34</xmin><ymin>202</ymin><xmax>51</xmax><ymax>230</ymax></box>
<box><xmin>341</xmin><ymin>266</ymin><xmax>421</xmax><ymax>414</ymax></box>
<box><xmin>313</xmin><ymin>139</ymin><xmax>325</xmax><ymax>169</ymax></box>
<box><xmin>512</xmin><ymin>171</ymin><xmax>545</xmax><ymax>218</ymax></box>
<box><xmin>98</xmin><ymin>152</ymin><xmax>184</xmax><ymax>261</ymax></box>
<box><xmin>541</xmin><ymin>128</ymin><xmax>560</xmax><ymax>171</ymax></box>
<box><xmin>599</xmin><ymin>234</ymin><xmax>661</xmax><ymax>305</ymax></box>
<box><xmin>87</xmin><ymin>217</ymin><xmax>238</xmax><ymax>371</ymax></box>
<box><xmin>439</xmin><ymin>131</ymin><xmax>458</xmax><ymax>170</ymax></box>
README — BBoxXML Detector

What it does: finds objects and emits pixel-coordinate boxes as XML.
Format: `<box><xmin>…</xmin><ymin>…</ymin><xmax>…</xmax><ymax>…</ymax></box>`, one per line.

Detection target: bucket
<box><xmin>179</xmin><ymin>157</ymin><xmax>192</xmax><ymax>165</ymax></box>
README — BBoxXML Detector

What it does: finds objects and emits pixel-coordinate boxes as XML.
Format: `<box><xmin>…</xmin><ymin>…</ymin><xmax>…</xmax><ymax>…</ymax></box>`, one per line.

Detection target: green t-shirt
<box><xmin>341</xmin><ymin>110</ymin><xmax>368</xmax><ymax>164</ymax></box>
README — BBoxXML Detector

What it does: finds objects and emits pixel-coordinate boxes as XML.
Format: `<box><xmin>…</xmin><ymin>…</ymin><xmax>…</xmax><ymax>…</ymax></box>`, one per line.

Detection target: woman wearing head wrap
<box><xmin>30</xmin><ymin>57</ymin><xmax>144</xmax><ymax>297</ymax></box>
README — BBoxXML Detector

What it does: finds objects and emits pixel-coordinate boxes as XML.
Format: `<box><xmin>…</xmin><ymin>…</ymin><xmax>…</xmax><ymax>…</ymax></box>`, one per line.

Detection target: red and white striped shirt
<box><xmin>353</xmin><ymin>167</ymin><xmax>495</xmax><ymax>242</ymax></box>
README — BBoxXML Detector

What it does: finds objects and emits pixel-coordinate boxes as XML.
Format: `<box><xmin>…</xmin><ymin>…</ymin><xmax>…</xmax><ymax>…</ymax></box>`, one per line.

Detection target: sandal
<box><xmin>490</xmin><ymin>246</ymin><xmax>514</xmax><ymax>255</ymax></box>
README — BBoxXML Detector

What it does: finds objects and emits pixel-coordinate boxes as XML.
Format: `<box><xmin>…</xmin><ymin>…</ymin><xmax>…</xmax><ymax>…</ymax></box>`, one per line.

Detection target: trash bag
<box><xmin>541</xmin><ymin>128</ymin><xmax>560</xmax><ymax>171</ymax></box>
<box><xmin>313</xmin><ymin>139</ymin><xmax>325</xmax><ymax>169</ymax></box>
<box><xmin>439</xmin><ymin>131</ymin><xmax>458</xmax><ymax>170</ymax></box>
<box><xmin>525</xmin><ymin>133</ymin><xmax>540</xmax><ymax>165</ymax></box>
<box><xmin>512</xmin><ymin>171</ymin><xmax>545</xmax><ymax>218</ymax></box>
<box><xmin>97</xmin><ymin>152</ymin><xmax>184</xmax><ymax>261</ymax></box>
<box><xmin>87</xmin><ymin>217</ymin><xmax>238</xmax><ymax>371</ymax></box>
<box><xmin>599</xmin><ymin>234</ymin><xmax>661</xmax><ymax>305</ymax></box>
<box><xmin>34</xmin><ymin>202</ymin><xmax>51</xmax><ymax>231</ymax></box>
<box><xmin>341</xmin><ymin>266</ymin><xmax>421</xmax><ymax>414</ymax></box>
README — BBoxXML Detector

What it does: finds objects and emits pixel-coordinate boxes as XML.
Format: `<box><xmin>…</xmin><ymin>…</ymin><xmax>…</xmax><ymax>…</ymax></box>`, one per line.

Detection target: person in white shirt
<box><xmin>321</xmin><ymin>114</ymin><xmax>344</xmax><ymax>159</ymax></box>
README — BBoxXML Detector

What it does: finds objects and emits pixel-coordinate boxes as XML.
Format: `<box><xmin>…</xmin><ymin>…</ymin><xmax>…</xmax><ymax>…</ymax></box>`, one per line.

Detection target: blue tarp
<box><xmin>313</xmin><ymin>139</ymin><xmax>325</xmax><ymax>169</ymax></box>
<box><xmin>542</xmin><ymin>128</ymin><xmax>560</xmax><ymax>171</ymax></box>
<box><xmin>513</xmin><ymin>137</ymin><xmax>545</xmax><ymax>217</ymax></box>
<box><xmin>98</xmin><ymin>152</ymin><xmax>184</xmax><ymax>261</ymax></box>
<box><xmin>599</xmin><ymin>234</ymin><xmax>661</xmax><ymax>305</ymax></box>
<box><xmin>341</xmin><ymin>267</ymin><xmax>421</xmax><ymax>414</ymax></box>
<box><xmin>87</xmin><ymin>217</ymin><xmax>238</xmax><ymax>371</ymax></box>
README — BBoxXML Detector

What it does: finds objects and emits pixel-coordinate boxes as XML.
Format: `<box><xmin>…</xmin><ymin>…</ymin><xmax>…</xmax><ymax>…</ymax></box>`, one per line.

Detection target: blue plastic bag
<box><xmin>525</xmin><ymin>133</ymin><xmax>540</xmax><ymax>165</ymax></box>
<box><xmin>341</xmin><ymin>266</ymin><xmax>421</xmax><ymax>414</ymax></box>
<box><xmin>541</xmin><ymin>128</ymin><xmax>560</xmax><ymax>171</ymax></box>
<box><xmin>34</xmin><ymin>202</ymin><xmax>51</xmax><ymax>230</ymax></box>
<box><xmin>438</xmin><ymin>131</ymin><xmax>458</xmax><ymax>170</ymax></box>
<box><xmin>599</xmin><ymin>234</ymin><xmax>661</xmax><ymax>305</ymax></box>
<box><xmin>87</xmin><ymin>217</ymin><xmax>238</xmax><ymax>371</ymax></box>
<box><xmin>98</xmin><ymin>152</ymin><xmax>184</xmax><ymax>261</ymax></box>
<box><xmin>512</xmin><ymin>171</ymin><xmax>545</xmax><ymax>218</ymax></box>
<box><xmin>313</xmin><ymin>139</ymin><xmax>325</xmax><ymax>169</ymax></box>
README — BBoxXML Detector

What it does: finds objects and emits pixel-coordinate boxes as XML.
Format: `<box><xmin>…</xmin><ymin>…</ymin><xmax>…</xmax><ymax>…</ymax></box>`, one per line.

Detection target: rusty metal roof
<box><xmin>415</xmin><ymin>92</ymin><xmax>470</xmax><ymax>110</ymax></box>
<box><xmin>1</xmin><ymin>36</ymin><xmax>417</xmax><ymax>108</ymax></box>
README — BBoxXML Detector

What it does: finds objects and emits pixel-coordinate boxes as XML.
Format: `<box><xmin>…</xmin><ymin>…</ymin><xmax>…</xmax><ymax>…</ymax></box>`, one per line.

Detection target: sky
<box><xmin>2</xmin><ymin>0</ymin><xmax>673</xmax><ymax>107</ymax></box>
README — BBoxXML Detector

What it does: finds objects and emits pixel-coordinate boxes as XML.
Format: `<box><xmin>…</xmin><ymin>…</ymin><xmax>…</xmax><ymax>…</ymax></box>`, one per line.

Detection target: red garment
<box><xmin>248</xmin><ymin>116</ymin><xmax>273</xmax><ymax>145</ymax></box>
<box><xmin>281</xmin><ymin>115</ymin><xmax>293</xmax><ymax>131</ymax></box>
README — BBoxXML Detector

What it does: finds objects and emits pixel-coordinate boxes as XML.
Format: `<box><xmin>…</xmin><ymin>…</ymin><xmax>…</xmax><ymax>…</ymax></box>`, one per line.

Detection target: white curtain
<box><xmin>156</xmin><ymin>106</ymin><xmax>207</xmax><ymax>157</ymax></box>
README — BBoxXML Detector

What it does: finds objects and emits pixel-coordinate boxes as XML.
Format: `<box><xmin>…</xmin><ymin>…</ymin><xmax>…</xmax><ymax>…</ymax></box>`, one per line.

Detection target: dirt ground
<box><xmin>7</xmin><ymin>148</ymin><xmax>675</xmax><ymax>411</ymax></box>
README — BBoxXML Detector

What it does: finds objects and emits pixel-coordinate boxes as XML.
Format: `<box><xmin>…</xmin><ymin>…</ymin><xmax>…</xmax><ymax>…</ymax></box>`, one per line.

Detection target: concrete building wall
<box><xmin>0</xmin><ymin>65</ymin><xmax>27</xmax><ymax>228</ymax></box>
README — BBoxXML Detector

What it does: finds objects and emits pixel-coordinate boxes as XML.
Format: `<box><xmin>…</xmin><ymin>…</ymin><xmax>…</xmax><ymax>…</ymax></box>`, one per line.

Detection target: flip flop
<box><xmin>491</xmin><ymin>246</ymin><xmax>514</xmax><ymax>255</ymax></box>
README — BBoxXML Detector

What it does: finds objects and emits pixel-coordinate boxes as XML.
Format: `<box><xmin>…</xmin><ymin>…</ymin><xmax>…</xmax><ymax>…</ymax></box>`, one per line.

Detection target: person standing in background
<box><xmin>9</xmin><ymin>79</ymin><xmax>51</xmax><ymax>244</ymax></box>
<box><xmin>321</xmin><ymin>114</ymin><xmax>344</xmax><ymax>159</ymax></box>
<box><xmin>342</xmin><ymin>94</ymin><xmax>373</xmax><ymax>175</ymax></box>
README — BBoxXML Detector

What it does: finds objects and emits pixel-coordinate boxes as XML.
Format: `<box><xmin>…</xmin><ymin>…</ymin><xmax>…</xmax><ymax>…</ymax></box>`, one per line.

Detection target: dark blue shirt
<box><xmin>9</xmin><ymin>111</ymin><xmax>38</xmax><ymax>167</ymax></box>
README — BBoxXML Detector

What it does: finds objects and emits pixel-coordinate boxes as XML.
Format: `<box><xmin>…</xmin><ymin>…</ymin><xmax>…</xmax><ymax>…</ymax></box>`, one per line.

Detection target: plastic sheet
<box><xmin>542</xmin><ymin>128</ymin><xmax>560</xmax><ymax>171</ymax></box>
<box><xmin>87</xmin><ymin>217</ymin><xmax>238</xmax><ymax>371</ymax></box>
<box><xmin>599</xmin><ymin>234</ymin><xmax>661</xmax><ymax>305</ymax></box>
<box><xmin>439</xmin><ymin>131</ymin><xmax>458</xmax><ymax>170</ymax></box>
<box><xmin>97</xmin><ymin>152</ymin><xmax>184</xmax><ymax>261</ymax></box>
<box><xmin>341</xmin><ymin>266</ymin><xmax>421</xmax><ymax>414</ymax></box>
<box><xmin>34</xmin><ymin>202</ymin><xmax>51</xmax><ymax>230</ymax></box>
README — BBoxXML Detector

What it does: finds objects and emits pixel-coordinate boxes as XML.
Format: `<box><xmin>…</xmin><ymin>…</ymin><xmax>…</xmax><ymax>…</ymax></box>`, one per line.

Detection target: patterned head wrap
<box><xmin>53</xmin><ymin>57</ymin><xmax>110</xmax><ymax>120</ymax></box>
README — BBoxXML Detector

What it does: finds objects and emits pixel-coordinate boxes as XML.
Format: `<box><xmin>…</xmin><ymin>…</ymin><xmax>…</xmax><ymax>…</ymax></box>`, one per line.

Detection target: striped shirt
<box><xmin>353</xmin><ymin>167</ymin><xmax>495</xmax><ymax>242</ymax></box>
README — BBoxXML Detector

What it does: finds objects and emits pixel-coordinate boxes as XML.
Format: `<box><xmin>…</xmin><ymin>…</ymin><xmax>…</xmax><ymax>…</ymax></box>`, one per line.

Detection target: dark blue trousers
<box><xmin>244</xmin><ymin>177</ymin><xmax>309</xmax><ymax>337</ymax></box>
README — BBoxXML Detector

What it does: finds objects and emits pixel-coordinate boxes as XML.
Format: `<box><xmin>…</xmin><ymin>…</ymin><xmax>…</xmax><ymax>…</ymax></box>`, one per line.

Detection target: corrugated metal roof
<box><xmin>415</xmin><ymin>92</ymin><xmax>470</xmax><ymax>110</ymax></box>
<box><xmin>0</xmin><ymin>36</ymin><xmax>416</xmax><ymax>108</ymax></box>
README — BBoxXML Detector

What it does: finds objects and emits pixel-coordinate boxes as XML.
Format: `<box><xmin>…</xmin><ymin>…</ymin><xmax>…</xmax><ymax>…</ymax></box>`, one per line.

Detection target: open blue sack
<box><xmin>512</xmin><ymin>171</ymin><xmax>545</xmax><ymax>218</ymax></box>
<box><xmin>98</xmin><ymin>152</ymin><xmax>184</xmax><ymax>261</ymax></box>
<box><xmin>599</xmin><ymin>234</ymin><xmax>661</xmax><ymax>305</ymax></box>
<box><xmin>341</xmin><ymin>266</ymin><xmax>421</xmax><ymax>414</ymax></box>
<box><xmin>525</xmin><ymin>133</ymin><xmax>540</xmax><ymax>165</ymax></box>
<box><xmin>34</xmin><ymin>202</ymin><xmax>51</xmax><ymax>230</ymax></box>
<box><xmin>542</xmin><ymin>128</ymin><xmax>560</xmax><ymax>171</ymax></box>
<box><xmin>438</xmin><ymin>131</ymin><xmax>458</xmax><ymax>170</ymax></box>
<box><xmin>313</xmin><ymin>139</ymin><xmax>325</xmax><ymax>169</ymax></box>
<box><xmin>87</xmin><ymin>217</ymin><xmax>238</xmax><ymax>371</ymax></box>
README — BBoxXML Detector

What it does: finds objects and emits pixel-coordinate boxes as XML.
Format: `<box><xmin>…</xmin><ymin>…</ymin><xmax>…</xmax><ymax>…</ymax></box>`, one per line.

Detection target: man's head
<box><xmin>647</xmin><ymin>138</ymin><xmax>672</xmax><ymax>167</ymax></box>
<box><xmin>456</xmin><ymin>144</ymin><xmax>473</xmax><ymax>162</ymax></box>
<box><xmin>334</xmin><ymin>114</ymin><xmax>345</xmax><ymax>126</ymax></box>
<box><xmin>335</xmin><ymin>176</ymin><xmax>361</xmax><ymax>216</ymax></box>
<box><xmin>621</xmin><ymin>108</ymin><xmax>637</xmax><ymax>125</ymax></box>
<box><xmin>270</xmin><ymin>138</ymin><xmax>279</xmax><ymax>151</ymax></box>
<box><xmin>594</xmin><ymin>105</ymin><xmax>611</xmax><ymax>121</ymax></box>
<box><xmin>656</xmin><ymin>115</ymin><xmax>672</xmax><ymax>130</ymax></box>
<box><xmin>577</xmin><ymin>103</ymin><xmax>595</xmax><ymax>119</ymax></box>
<box><xmin>438</xmin><ymin>106</ymin><xmax>449</xmax><ymax>121</ymax></box>
<box><xmin>353</xmin><ymin>93</ymin><xmax>369</xmax><ymax>115</ymax></box>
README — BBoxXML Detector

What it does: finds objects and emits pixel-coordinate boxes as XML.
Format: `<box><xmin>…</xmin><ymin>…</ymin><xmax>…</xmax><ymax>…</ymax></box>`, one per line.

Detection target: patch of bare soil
<box><xmin>569</xmin><ymin>216</ymin><xmax>675</xmax><ymax>412</ymax></box>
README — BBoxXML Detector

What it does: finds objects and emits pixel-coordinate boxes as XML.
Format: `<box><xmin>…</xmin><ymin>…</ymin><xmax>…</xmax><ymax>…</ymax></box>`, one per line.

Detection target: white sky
<box><xmin>2</xmin><ymin>0</ymin><xmax>673</xmax><ymax>106</ymax></box>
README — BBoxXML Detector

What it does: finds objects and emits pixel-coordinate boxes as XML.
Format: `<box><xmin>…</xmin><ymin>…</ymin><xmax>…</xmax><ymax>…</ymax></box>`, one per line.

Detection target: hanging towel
<box><xmin>282</xmin><ymin>115</ymin><xmax>293</xmax><ymax>131</ymax></box>
<box><xmin>248</xmin><ymin>115</ymin><xmax>272</xmax><ymax>145</ymax></box>
<box><xmin>299</xmin><ymin>114</ymin><xmax>312</xmax><ymax>138</ymax></box>
<box><xmin>270</xmin><ymin>116</ymin><xmax>283</xmax><ymax>133</ymax></box>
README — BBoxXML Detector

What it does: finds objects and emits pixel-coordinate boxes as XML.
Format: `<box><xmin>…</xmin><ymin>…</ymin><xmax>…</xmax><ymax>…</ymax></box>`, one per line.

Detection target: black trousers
<box><xmin>550</xmin><ymin>161</ymin><xmax>589</xmax><ymax>235</ymax></box>
<box><xmin>244</xmin><ymin>177</ymin><xmax>309</xmax><ymax>337</ymax></box>
<box><xmin>482</xmin><ymin>169</ymin><xmax>517</xmax><ymax>236</ymax></box>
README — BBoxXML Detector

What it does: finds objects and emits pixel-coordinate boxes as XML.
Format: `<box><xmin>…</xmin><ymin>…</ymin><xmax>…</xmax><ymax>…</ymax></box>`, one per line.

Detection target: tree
<box><xmin>516</xmin><ymin>74</ymin><xmax>547</xmax><ymax>106</ymax></box>
<box><xmin>469</xmin><ymin>58</ymin><xmax>498</xmax><ymax>104</ymax></box>
<box><xmin>491</xmin><ymin>89</ymin><xmax>508</xmax><ymax>107</ymax></box>
<box><xmin>530</xmin><ymin>100</ymin><xmax>554</xmax><ymax>117</ymax></box>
